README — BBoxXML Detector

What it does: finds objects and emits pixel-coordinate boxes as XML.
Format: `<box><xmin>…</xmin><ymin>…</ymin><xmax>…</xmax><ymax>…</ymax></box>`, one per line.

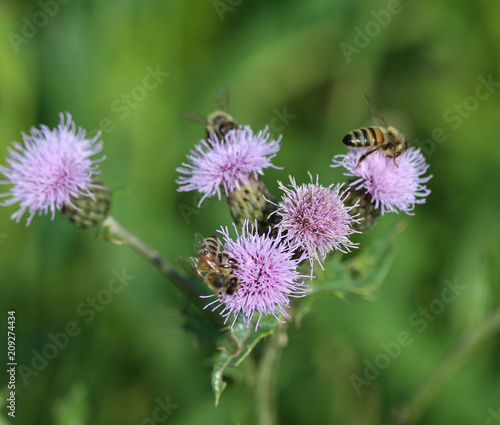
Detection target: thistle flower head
<box><xmin>205</xmin><ymin>221</ymin><xmax>310</xmax><ymax>330</ymax></box>
<box><xmin>176</xmin><ymin>126</ymin><xmax>281</xmax><ymax>206</ymax></box>
<box><xmin>331</xmin><ymin>148</ymin><xmax>432</xmax><ymax>215</ymax></box>
<box><xmin>275</xmin><ymin>175</ymin><xmax>359</xmax><ymax>268</ymax></box>
<box><xmin>0</xmin><ymin>113</ymin><xmax>105</xmax><ymax>225</ymax></box>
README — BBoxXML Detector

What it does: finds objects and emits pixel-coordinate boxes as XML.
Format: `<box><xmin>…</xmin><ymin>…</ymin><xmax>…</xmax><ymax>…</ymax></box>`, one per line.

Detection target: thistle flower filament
<box><xmin>332</xmin><ymin>147</ymin><xmax>432</xmax><ymax>215</ymax></box>
<box><xmin>274</xmin><ymin>175</ymin><xmax>360</xmax><ymax>268</ymax></box>
<box><xmin>204</xmin><ymin>221</ymin><xmax>310</xmax><ymax>330</ymax></box>
<box><xmin>0</xmin><ymin>113</ymin><xmax>105</xmax><ymax>225</ymax></box>
<box><xmin>176</xmin><ymin>125</ymin><xmax>282</xmax><ymax>205</ymax></box>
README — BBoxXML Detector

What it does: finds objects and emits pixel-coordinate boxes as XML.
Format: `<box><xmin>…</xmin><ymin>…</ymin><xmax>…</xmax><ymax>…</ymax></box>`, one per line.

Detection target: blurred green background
<box><xmin>1</xmin><ymin>0</ymin><xmax>499</xmax><ymax>424</ymax></box>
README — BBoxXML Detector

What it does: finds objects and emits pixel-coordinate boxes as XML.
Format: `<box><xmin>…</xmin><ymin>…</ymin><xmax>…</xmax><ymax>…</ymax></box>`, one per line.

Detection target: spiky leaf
<box><xmin>211</xmin><ymin>314</ymin><xmax>278</xmax><ymax>404</ymax></box>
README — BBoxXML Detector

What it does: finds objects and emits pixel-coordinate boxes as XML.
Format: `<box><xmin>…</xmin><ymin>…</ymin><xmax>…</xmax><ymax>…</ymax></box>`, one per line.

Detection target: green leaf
<box><xmin>297</xmin><ymin>222</ymin><xmax>406</xmax><ymax>319</ymax></box>
<box><xmin>211</xmin><ymin>314</ymin><xmax>278</xmax><ymax>404</ymax></box>
<box><xmin>211</xmin><ymin>351</ymin><xmax>232</xmax><ymax>403</ymax></box>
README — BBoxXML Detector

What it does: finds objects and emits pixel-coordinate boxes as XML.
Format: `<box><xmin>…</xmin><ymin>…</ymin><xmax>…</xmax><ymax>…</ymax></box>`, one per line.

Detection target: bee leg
<box><xmin>356</xmin><ymin>147</ymin><xmax>379</xmax><ymax>167</ymax></box>
<box><xmin>390</xmin><ymin>145</ymin><xmax>399</xmax><ymax>168</ymax></box>
<box><xmin>392</xmin><ymin>154</ymin><xmax>398</xmax><ymax>167</ymax></box>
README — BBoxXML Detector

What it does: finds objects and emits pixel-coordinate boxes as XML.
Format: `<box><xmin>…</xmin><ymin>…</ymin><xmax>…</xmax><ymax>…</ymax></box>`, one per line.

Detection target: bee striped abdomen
<box><xmin>198</xmin><ymin>235</ymin><xmax>220</xmax><ymax>272</ymax></box>
<box><xmin>200</xmin><ymin>236</ymin><xmax>219</xmax><ymax>251</ymax></box>
<box><xmin>342</xmin><ymin>127</ymin><xmax>385</xmax><ymax>148</ymax></box>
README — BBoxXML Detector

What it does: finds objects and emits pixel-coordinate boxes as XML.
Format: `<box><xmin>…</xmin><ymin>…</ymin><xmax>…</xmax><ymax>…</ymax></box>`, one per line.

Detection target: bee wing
<box><xmin>176</xmin><ymin>256</ymin><xmax>205</xmax><ymax>282</ymax></box>
<box><xmin>364</xmin><ymin>94</ymin><xmax>389</xmax><ymax>128</ymax></box>
<box><xmin>193</xmin><ymin>233</ymin><xmax>206</xmax><ymax>251</ymax></box>
<box><xmin>181</xmin><ymin>111</ymin><xmax>208</xmax><ymax>125</ymax></box>
<box><xmin>215</xmin><ymin>86</ymin><xmax>231</xmax><ymax>112</ymax></box>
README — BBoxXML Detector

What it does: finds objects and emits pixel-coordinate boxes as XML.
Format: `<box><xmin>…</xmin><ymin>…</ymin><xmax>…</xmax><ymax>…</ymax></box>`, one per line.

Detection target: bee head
<box><xmin>225</xmin><ymin>277</ymin><xmax>240</xmax><ymax>295</ymax></box>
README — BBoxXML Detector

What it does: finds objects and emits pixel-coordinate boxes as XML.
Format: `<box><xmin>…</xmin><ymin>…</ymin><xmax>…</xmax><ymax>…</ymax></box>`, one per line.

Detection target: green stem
<box><xmin>399</xmin><ymin>310</ymin><xmax>500</xmax><ymax>424</ymax></box>
<box><xmin>255</xmin><ymin>322</ymin><xmax>288</xmax><ymax>425</ymax></box>
<box><xmin>101</xmin><ymin>216</ymin><xmax>224</xmax><ymax>327</ymax></box>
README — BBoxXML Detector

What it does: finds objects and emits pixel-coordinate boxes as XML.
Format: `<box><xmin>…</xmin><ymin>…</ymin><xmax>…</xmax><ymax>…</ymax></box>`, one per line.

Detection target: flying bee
<box><xmin>182</xmin><ymin>86</ymin><xmax>239</xmax><ymax>143</ymax></box>
<box><xmin>177</xmin><ymin>234</ymin><xmax>241</xmax><ymax>296</ymax></box>
<box><xmin>342</xmin><ymin>95</ymin><xmax>410</xmax><ymax>166</ymax></box>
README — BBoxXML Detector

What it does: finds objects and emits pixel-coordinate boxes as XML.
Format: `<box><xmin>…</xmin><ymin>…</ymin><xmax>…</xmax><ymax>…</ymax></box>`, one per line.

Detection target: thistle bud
<box><xmin>62</xmin><ymin>180</ymin><xmax>111</xmax><ymax>229</ymax></box>
<box><xmin>226</xmin><ymin>177</ymin><xmax>278</xmax><ymax>234</ymax></box>
<box><xmin>344</xmin><ymin>185</ymin><xmax>379</xmax><ymax>233</ymax></box>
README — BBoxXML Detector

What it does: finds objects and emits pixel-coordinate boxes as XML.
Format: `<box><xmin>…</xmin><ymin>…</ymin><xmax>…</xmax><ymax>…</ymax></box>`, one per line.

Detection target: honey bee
<box><xmin>177</xmin><ymin>234</ymin><xmax>241</xmax><ymax>296</ymax></box>
<box><xmin>342</xmin><ymin>95</ymin><xmax>410</xmax><ymax>166</ymax></box>
<box><xmin>198</xmin><ymin>235</ymin><xmax>241</xmax><ymax>295</ymax></box>
<box><xmin>182</xmin><ymin>86</ymin><xmax>239</xmax><ymax>142</ymax></box>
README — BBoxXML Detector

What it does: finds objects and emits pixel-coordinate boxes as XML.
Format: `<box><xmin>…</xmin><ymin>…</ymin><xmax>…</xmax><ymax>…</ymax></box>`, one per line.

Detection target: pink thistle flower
<box><xmin>205</xmin><ymin>221</ymin><xmax>310</xmax><ymax>330</ymax></box>
<box><xmin>176</xmin><ymin>126</ymin><xmax>281</xmax><ymax>206</ymax></box>
<box><xmin>331</xmin><ymin>147</ymin><xmax>432</xmax><ymax>215</ymax></box>
<box><xmin>274</xmin><ymin>175</ymin><xmax>359</xmax><ymax>269</ymax></box>
<box><xmin>0</xmin><ymin>113</ymin><xmax>104</xmax><ymax>225</ymax></box>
